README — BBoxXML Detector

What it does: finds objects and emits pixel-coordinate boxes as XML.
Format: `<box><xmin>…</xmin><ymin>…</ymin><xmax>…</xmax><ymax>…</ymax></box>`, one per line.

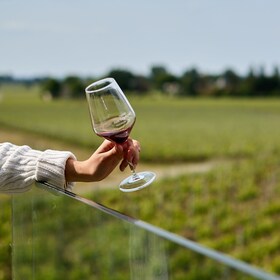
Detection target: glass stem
<box><xmin>128</xmin><ymin>162</ymin><xmax>141</xmax><ymax>181</ymax></box>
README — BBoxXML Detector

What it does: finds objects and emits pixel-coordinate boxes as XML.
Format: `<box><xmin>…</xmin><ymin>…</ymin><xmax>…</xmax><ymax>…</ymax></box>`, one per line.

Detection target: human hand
<box><xmin>119</xmin><ymin>138</ymin><xmax>141</xmax><ymax>172</ymax></box>
<box><xmin>65</xmin><ymin>138</ymin><xmax>140</xmax><ymax>183</ymax></box>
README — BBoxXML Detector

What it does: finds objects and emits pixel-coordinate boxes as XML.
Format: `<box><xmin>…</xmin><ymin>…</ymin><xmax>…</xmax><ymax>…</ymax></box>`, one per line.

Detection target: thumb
<box><xmin>104</xmin><ymin>143</ymin><xmax>123</xmax><ymax>160</ymax></box>
<box><xmin>96</xmin><ymin>140</ymin><xmax>123</xmax><ymax>157</ymax></box>
<box><xmin>114</xmin><ymin>144</ymin><xmax>124</xmax><ymax>157</ymax></box>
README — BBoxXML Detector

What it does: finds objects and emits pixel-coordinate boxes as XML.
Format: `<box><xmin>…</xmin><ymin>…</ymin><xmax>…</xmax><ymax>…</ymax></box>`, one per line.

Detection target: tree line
<box><xmin>1</xmin><ymin>65</ymin><xmax>280</xmax><ymax>98</ymax></box>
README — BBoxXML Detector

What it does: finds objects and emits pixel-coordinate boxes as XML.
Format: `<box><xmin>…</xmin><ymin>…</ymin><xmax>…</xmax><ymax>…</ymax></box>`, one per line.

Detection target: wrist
<box><xmin>65</xmin><ymin>158</ymin><xmax>96</xmax><ymax>182</ymax></box>
<box><xmin>65</xmin><ymin>158</ymin><xmax>83</xmax><ymax>182</ymax></box>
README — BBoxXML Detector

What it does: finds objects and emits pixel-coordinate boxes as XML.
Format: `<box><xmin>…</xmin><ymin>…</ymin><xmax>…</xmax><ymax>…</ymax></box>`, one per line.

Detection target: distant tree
<box><xmin>107</xmin><ymin>69</ymin><xmax>135</xmax><ymax>91</ymax></box>
<box><xmin>251</xmin><ymin>66</ymin><xmax>280</xmax><ymax>96</ymax></box>
<box><xmin>42</xmin><ymin>78</ymin><xmax>61</xmax><ymax>99</ymax></box>
<box><xmin>180</xmin><ymin>68</ymin><xmax>200</xmax><ymax>96</ymax></box>
<box><xmin>0</xmin><ymin>75</ymin><xmax>14</xmax><ymax>84</ymax></box>
<box><xmin>150</xmin><ymin>65</ymin><xmax>168</xmax><ymax>79</ymax></box>
<box><xmin>238</xmin><ymin>67</ymin><xmax>256</xmax><ymax>97</ymax></box>
<box><xmin>150</xmin><ymin>66</ymin><xmax>164</xmax><ymax>89</ymax></box>
<box><xmin>219</xmin><ymin>69</ymin><xmax>240</xmax><ymax>96</ymax></box>
<box><xmin>150</xmin><ymin>65</ymin><xmax>177</xmax><ymax>92</ymax></box>
<box><xmin>271</xmin><ymin>66</ymin><xmax>280</xmax><ymax>96</ymax></box>
<box><xmin>272</xmin><ymin>66</ymin><xmax>280</xmax><ymax>79</ymax></box>
<box><xmin>132</xmin><ymin>75</ymin><xmax>151</xmax><ymax>93</ymax></box>
<box><xmin>62</xmin><ymin>76</ymin><xmax>85</xmax><ymax>98</ymax></box>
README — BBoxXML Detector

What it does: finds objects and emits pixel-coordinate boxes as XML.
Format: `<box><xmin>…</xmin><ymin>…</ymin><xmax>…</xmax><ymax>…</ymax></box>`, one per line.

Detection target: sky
<box><xmin>1</xmin><ymin>0</ymin><xmax>280</xmax><ymax>78</ymax></box>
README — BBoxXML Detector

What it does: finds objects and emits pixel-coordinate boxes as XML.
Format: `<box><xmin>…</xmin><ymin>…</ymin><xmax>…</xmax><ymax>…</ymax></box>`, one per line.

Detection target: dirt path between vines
<box><xmin>0</xmin><ymin>127</ymin><xmax>226</xmax><ymax>194</ymax></box>
<box><xmin>74</xmin><ymin>160</ymin><xmax>225</xmax><ymax>194</ymax></box>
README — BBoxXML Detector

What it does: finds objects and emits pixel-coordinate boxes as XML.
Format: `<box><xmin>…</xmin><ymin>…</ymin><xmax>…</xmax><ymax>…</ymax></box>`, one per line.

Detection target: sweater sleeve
<box><xmin>0</xmin><ymin>142</ymin><xmax>76</xmax><ymax>194</ymax></box>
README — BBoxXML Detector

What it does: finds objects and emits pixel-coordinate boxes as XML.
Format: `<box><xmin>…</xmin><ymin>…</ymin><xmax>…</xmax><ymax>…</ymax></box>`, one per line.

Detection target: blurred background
<box><xmin>1</xmin><ymin>0</ymin><xmax>280</xmax><ymax>279</ymax></box>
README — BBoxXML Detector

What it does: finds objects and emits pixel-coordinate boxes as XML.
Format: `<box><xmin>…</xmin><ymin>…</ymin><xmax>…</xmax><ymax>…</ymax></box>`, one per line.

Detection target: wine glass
<box><xmin>85</xmin><ymin>77</ymin><xmax>156</xmax><ymax>192</ymax></box>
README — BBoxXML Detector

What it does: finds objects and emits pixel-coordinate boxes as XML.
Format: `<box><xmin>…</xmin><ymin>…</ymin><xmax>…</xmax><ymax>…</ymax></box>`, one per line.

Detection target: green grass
<box><xmin>0</xmin><ymin>195</ymin><xmax>11</xmax><ymax>280</ymax></box>
<box><xmin>1</xmin><ymin>85</ymin><xmax>280</xmax><ymax>277</ymax></box>
<box><xmin>1</xmin><ymin>85</ymin><xmax>280</xmax><ymax>162</ymax></box>
<box><xmin>89</xmin><ymin>151</ymin><xmax>280</xmax><ymax>274</ymax></box>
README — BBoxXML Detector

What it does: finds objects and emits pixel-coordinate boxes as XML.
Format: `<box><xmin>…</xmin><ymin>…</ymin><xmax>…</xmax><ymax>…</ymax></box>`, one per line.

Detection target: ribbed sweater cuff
<box><xmin>0</xmin><ymin>143</ymin><xmax>76</xmax><ymax>193</ymax></box>
<box><xmin>36</xmin><ymin>149</ymin><xmax>76</xmax><ymax>190</ymax></box>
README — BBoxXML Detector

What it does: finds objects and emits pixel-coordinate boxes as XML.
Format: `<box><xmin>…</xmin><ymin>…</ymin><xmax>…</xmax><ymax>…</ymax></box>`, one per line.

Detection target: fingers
<box><xmin>96</xmin><ymin>140</ymin><xmax>116</xmax><ymax>153</ymax></box>
<box><xmin>119</xmin><ymin>159</ymin><xmax>128</xmax><ymax>172</ymax></box>
<box><xmin>95</xmin><ymin>140</ymin><xmax>123</xmax><ymax>159</ymax></box>
<box><xmin>119</xmin><ymin>138</ymin><xmax>141</xmax><ymax>171</ymax></box>
<box><xmin>95</xmin><ymin>138</ymin><xmax>140</xmax><ymax>172</ymax></box>
<box><xmin>71</xmin><ymin>138</ymin><xmax>141</xmax><ymax>183</ymax></box>
<box><xmin>129</xmin><ymin>141</ymin><xmax>140</xmax><ymax>166</ymax></box>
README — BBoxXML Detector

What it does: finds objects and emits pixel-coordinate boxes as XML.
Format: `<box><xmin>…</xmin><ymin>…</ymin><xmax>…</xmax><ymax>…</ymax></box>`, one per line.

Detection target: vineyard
<box><xmin>1</xmin><ymin>84</ymin><xmax>280</xmax><ymax>278</ymax></box>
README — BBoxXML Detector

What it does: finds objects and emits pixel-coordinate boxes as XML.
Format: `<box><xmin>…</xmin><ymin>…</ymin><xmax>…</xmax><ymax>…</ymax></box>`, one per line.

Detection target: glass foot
<box><xmin>119</xmin><ymin>171</ymin><xmax>156</xmax><ymax>192</ymax></box>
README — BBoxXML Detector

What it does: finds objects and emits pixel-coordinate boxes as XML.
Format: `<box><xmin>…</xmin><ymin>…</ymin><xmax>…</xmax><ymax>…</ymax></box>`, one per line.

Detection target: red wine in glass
<box><xmin>97</xmin><ymin>125</ymin><xmax>134</xmax><ymax>144</ymax></box>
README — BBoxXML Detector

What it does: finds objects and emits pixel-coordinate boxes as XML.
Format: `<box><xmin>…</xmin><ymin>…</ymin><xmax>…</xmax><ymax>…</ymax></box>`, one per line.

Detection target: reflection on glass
<box><xmin>12</xmin><ymin>183</ymin><xmax>278</xmax><ymax>280</ymax></box>
<box><xmin>129</xmin><ymin>225</ymin><xmax>168</xmax><ymax>279</ymax></box>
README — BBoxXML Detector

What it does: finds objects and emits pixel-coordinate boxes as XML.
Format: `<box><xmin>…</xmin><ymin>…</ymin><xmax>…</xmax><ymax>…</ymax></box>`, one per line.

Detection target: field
<box><xmin>1</xmin><ymin>85</ymin><xmax>280</xmax><ymax>162</ymax></box>
<box><xmin>1</xmin><ymin>84</ymin><xmax>280</xmax><ymax>278</ymax></box>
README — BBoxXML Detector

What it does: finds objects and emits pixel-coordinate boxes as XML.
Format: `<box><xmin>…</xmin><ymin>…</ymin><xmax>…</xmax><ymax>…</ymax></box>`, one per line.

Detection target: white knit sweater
<box><xmin>0</xmin><ymin>142</ymin><xmax>76</xmax><ymax>193</ymax></box>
